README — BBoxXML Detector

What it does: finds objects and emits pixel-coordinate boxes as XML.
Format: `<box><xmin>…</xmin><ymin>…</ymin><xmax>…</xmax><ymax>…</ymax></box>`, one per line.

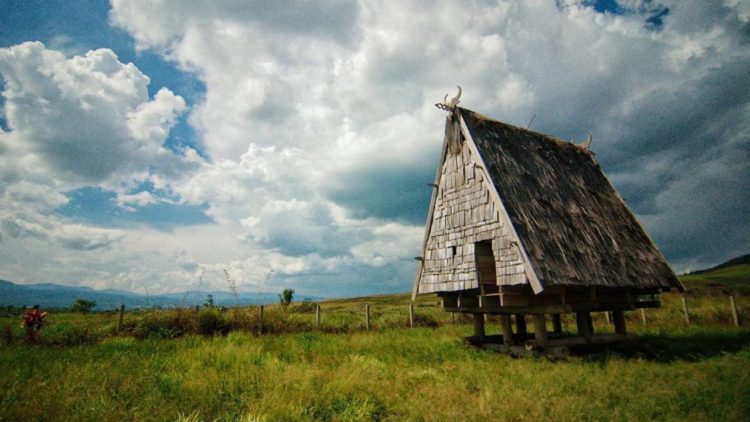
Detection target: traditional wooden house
<box><xmin>412</xmin><ymin>90</ymin><xmax>684</xmax><ymax>351</ymax></box>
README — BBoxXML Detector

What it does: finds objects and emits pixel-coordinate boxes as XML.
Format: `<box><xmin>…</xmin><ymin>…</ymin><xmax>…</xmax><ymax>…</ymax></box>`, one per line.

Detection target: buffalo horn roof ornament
<box><xmin>435</xmin><ymin>86</ymin><xmax>462</xmax><ymax>111</ymax></box>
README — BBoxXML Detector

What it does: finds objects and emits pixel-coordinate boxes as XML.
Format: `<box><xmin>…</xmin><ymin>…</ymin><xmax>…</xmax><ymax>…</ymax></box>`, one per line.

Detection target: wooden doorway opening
<box><xmin>475</xmin><ymin>240</ymin><xmax>498</xmax><ymax>295</ymax></box>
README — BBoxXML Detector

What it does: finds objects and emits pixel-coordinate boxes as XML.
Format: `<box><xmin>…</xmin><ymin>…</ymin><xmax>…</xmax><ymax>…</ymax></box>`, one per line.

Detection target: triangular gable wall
<box><xmin>413</xmin><ymin>110</ymin><xmax>542</xmax><ymax>297</ymax></box>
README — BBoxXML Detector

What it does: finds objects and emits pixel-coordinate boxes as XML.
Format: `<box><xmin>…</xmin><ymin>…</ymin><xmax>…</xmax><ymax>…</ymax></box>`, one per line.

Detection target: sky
<box><xmin>0</xmin><ymin>0</ymin><xmax>748</xmax><ymax>297</ymax></box>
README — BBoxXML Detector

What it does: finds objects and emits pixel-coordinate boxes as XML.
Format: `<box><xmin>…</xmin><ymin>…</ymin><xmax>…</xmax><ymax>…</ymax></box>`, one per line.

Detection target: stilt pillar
<box><xmin>613</xmin><ymin>310</ymin><xmax>627</xmax><ymax>335</ymax></box>
<box><xmin>515</xmin><ymin>314</ymin><xmax>527</xmax><ymax>339</ymax></box>
<box><xmin>473</xmin><ymin>313</ymin><xmax>485</xmax><ymax>341</ymax></box>
<box><xmin>576</xmin><ymin>311</ymin><xmax>593</xmax><ymax>342</ymax></box>
<box><xmin>499</xmin><ymin>315</ymin><xmax>514</xmax><ymax>346</ymax></box>
<box><xmin>552</xmin><ymin>314</ymin><xmax>563</xmax><ymax>335</ymax></box>
<box><xmin>533</xmin><ymin>314</ymin><xmax>548</xmax><ymax>346</ymax></box>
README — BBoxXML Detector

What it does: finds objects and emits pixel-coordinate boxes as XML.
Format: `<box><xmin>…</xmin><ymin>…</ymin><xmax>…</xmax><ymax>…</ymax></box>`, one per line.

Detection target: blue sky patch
<box><xmin>58</xmin><ymin>187</ymin><xmax>212</xmax><ymax>230</ymax></box>
<box><xmin>583</xmin><ymin>0</ymin><xmax>669</xmax><ymax>30</ymax></box>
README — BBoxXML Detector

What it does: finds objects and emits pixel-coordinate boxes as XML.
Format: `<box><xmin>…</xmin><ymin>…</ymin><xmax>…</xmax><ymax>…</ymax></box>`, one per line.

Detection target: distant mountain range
<box><xmin>0</xmin><ymin>279</ymin><xmax>321</xmax><ymax>310</ymax></box>
<box><xmin>686</xmin><ymin>254</ymin><xmax>750</xmax><ymax>275</ymax></box>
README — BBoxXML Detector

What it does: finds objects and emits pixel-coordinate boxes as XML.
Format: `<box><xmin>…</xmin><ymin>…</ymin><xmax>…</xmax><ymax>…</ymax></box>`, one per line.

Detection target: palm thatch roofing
<box><xmin>414</xmin><ymin>105</ymin><xmax>683</xmax><ymax>296</ymax></box>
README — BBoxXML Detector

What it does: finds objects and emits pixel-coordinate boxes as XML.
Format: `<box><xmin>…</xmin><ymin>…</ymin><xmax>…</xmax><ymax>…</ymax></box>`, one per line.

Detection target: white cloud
<box><xmin>108</xmin><ymin>0</ymin><xmax>749</xmax><ymax>279</ymax></box>
<box><xmin>0</xmin><ymin>41</ymin><xmax>194</xmax><ymax>187</ymax></box>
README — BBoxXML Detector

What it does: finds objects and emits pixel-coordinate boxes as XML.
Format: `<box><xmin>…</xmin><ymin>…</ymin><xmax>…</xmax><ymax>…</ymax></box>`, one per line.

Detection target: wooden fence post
<box><xmin>258</xmin><ymin>305</ymin><xmax>264</xmax><ymax>334</ymax></box>
<box><xmin>640</xmin><ymin>308</ymin><xmax>647</xmax><ymax>326</ymax></box>
<box><xmin>729</xmin><ymin>295</ymin><xmax>740</xmax><ymax>327</ymax></box>
<box><xmin>315</xmin><ymin>304</ymin><xmax>321</xmax><ymax>329</ymax></box>
<box><xmin>409</xmin><ymin>303</ymin><xmax>414</xmax><ymax>328</ymax></box>
<box><xmin>681</xmin><ymin>295</ymin><xmax>690</xmax><ymax>325</ymax></box>
<box><xmin>365</xmin><ymin>304</ymin><xmax>370</xmax><ymax>330</ymax></box>
<box><xmin>117</xmin><ymin>303</ymin><xmax>125</xmax><ymax>333</ymax></box>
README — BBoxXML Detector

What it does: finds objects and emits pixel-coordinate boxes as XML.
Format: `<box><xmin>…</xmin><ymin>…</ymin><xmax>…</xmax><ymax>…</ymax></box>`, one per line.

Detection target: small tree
<box><xmin>278</xmin><ymin>289</ymin><xmax>295</xmax><ymax>309</ymax></box>
<box><xmin>203</xmin><ymin>294</ymin><xmax>215</xmax><ymax>308</ymax></box>
<box><xmin>70</xmin><ymin>299</ymin><xmax>97</xmax><ymax>313</ymax></box>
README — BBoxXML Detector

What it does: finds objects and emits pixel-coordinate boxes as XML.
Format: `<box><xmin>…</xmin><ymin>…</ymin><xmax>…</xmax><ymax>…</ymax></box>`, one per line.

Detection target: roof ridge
<box><xmin>458</xmin><ymin>107</ymin><xmax>589</xmax><ymax>151</ymax></box>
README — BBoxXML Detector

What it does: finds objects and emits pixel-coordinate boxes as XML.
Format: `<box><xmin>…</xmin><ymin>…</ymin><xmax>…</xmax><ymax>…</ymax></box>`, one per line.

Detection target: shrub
<box><xmin>134</xmin><ymin>310</ymin><xmax>197</xmax><ymax>339</ymax></box>
<box><xmin>70</xmin><ymin>299</ymin><xmax>97</xmax><ymax>313</ymax></box>
<box><xmin>291</xmin><ymin>299</ymin><xmax>317</xmax><ymax>313</ymax></box>
<box><xmin>226</xmin><ymin>308</ymin><xmax>255</xmax><ymax>332</ymax></box>
<box><xmin>2</xmin><ymin>323</ymin><xmax>14</xmax><ymax>345</ymax></box>
<box><xmin>197</xmin><ymin>307</ymin><xmax>229</xmax><ymax>336</ymax></box>
<box><xmin>41</xmin><ymin>322</ymin><xmax>101</xmax><ymax>346</ymax></box>
<box><xmin>278</xmin><ymin>289</ymin><xmax>295</xmax><ymax>309</ymax></box>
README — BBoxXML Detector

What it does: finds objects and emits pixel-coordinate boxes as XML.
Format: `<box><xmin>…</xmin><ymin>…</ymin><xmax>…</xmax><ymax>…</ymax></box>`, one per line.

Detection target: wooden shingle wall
<box><xmin>419</xmin><ymin>140</ymin><xmax>527</xmax><ymax>294</ymax></box>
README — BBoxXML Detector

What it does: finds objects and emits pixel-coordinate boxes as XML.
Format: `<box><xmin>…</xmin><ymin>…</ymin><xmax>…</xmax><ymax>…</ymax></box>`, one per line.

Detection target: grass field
<box><xmin>1</xmin><ymin>265</ymin><xmax>749</xmax><ymax>421</ymax></box>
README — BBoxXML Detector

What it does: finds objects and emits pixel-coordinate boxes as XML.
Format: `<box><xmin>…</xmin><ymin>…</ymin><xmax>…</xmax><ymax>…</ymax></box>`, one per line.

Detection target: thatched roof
<box><xmin>457</xmin><ymin>107</ymin><xmax>682</xmax><ymax>291</ymax></box>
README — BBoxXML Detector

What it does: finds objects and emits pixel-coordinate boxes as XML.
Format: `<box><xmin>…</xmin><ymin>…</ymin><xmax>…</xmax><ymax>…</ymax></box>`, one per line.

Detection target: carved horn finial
<box><xmin>578</xmin><ymin>132</ymin><xmax>593</xmax><ymax>149</ymax></box>
<box><xmin>435</xmin><ymin>86</ymin><xmax>463</xmax><ymax>111</ymax></box>
<box><xmin>448</xmin><ymin>85</ymin><xmax>462</xmax><ymax>106</ymax></box>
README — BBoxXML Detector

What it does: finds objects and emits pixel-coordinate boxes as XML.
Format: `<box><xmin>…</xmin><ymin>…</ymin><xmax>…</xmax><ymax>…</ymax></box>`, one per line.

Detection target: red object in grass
<box><xmin>21</xmin><ymin>309</ymin><xmax>48</xmax><ymax>331</ymax></box>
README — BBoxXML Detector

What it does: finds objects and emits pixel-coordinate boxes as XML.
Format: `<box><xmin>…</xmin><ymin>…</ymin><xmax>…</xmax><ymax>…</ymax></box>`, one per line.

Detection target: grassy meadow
<box><xmin>1</xmin><ymin>266</ymin><xmax>749</xmax><ymax>421</ymax></box>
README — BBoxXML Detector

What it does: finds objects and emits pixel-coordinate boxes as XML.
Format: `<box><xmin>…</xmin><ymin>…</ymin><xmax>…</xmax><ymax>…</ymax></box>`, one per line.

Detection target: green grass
<box><xmin>1</xmin><ymin>265</ymin><xmax>749</xmax><ymax>421</ymax></box>
<box><xmin>679</xmin><ymin>264</ymin><xmax>750</xmax><ymax>294</ymax></box>
<box><xmin>0</xmin><ymin>325</ymin><xmax>748</xmax><ymax>421</ymax></box>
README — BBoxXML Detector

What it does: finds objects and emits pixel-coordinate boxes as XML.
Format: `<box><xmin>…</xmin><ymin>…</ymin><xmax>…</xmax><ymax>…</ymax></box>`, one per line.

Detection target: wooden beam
<box><xmin>444</xmin><ymin>304</ymin><xmax>571</xmax><ymax>315</ymax></box>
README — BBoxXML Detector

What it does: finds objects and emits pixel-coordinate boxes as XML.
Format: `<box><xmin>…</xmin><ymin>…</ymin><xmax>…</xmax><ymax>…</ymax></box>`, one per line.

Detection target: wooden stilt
<box><xmin>473</xmin><ymin>313</ymin><xmax>486</xmax><ymax>341</ymax></box>
<box><xmin>613</xmin><ymin>310</ymin><xmax>627</xmax><ymax>335</ymax></box>
<box><xmin>587</xmin><ymin>312</ymin><xmax>594</xmax><ymax>335</ymax></box>
<box><xmin>499</xmin><ymin>315</ymin><xmax>513</xmax><ymax>346</ymax></box>
<box><xmin>532</xmin><ymin>314</ymin><xmax>548</xmax><ymax>346</ymax></box>
<box><xmin>576</xmin><ymin>311</ymin><xmax>593</xmax><ymax>342</ymax></box>
<box><xmin>552</xmin><ymin>314</ymin><xmax>563</xmax><ymax>335</ymax></box>
<box><xmin>515</xmin><ymin>314</ymin><xmax>527</xmax><ymax>339</ymax></box>
<box><xmin>640</xmin><ymin>308</ymin><xmax>647</xmax><ymax>326</ymax></box>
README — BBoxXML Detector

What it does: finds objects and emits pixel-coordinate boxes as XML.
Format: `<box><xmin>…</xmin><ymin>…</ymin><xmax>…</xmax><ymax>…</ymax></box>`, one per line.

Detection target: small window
<box><xmin>450</xmin><ymin>246</ymin><xmax>457</xmax><ymax>257</ymax></box>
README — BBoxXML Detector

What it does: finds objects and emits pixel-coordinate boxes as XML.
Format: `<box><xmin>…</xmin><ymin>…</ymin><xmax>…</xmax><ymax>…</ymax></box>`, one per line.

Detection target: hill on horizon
<box><xmin>687</xmin><ymin>254</ymin><xmax>750</xmax><ymax>275</ymax></box>
<box><xmin>0</xmin><ymin>279</ymin><xmax>317</xmax><ymax>310</ymax></box>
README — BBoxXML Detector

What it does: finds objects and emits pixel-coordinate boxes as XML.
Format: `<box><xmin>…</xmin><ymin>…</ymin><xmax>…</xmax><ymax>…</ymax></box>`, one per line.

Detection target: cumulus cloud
<box><xmin>0</xmin><ymin>41</ymin><xmax>207</xmax><ymax>288</ymax></box>
<box><xmin>108</xmin><ymin>0</ymin><xmax>749</xmax><ymax>277</ymax></box>
<box><xmin>0</xmin><ymin>42</ymin><xmax>195</xmax><ymax>186</ymax></box>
